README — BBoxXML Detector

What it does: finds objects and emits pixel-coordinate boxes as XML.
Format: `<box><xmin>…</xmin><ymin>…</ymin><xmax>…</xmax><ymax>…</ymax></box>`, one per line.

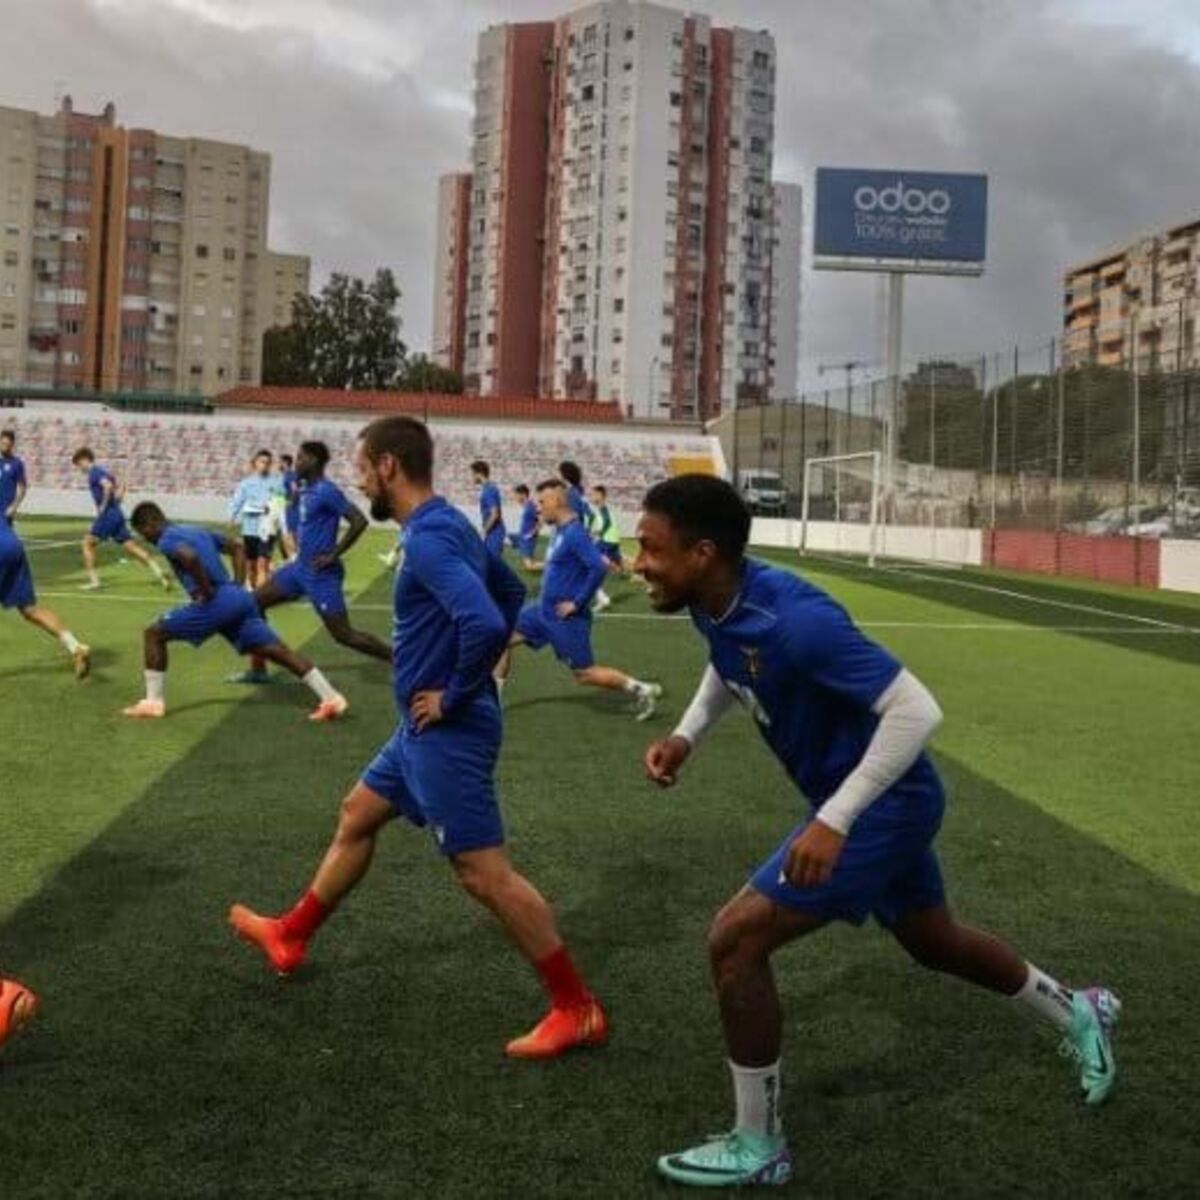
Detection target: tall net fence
<box><xmin>713</xmin><ymin>337</ymin><xmax>1200</xmax><ymax>538</ymax></box>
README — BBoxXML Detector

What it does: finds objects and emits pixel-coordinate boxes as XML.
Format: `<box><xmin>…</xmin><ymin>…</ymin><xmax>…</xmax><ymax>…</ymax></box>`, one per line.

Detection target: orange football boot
<box><xmin>228</xmin><ymin>905</ymin><xmax>307</xmax><ymax>975</ymax></box>
<box><xmin>505</xmin><ymin>998</ymin><xmax>609</xmax><ymax>1060</ymax></box>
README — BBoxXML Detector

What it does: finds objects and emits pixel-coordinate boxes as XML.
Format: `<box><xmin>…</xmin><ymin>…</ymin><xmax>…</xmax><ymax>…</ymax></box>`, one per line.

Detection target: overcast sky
<box><xmin>5</xmin><ymin>0</ymin><xmax>1200</xmax><ymax>387</ymax></box>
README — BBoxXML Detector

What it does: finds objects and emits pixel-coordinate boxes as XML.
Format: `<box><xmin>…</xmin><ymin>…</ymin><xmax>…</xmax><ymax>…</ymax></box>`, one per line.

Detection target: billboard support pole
<box><xmin>884</xmin><ymin>271</ymin><xmax>904</xmax><ymax>523</ymax></box>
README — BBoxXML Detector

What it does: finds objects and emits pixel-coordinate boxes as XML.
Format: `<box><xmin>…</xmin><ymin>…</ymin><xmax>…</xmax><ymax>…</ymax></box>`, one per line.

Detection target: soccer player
<box><xmin>71</xmin><ymin>447</ymin><xmax>170</xmax><ymax>592</ymax></box>
<box><xmin>495</xmin><ymin>479</ymin><xmax>660</xmax><ymax>719</ymax></box>
<box><xmin>1</xmin><ymin>518</ymin><xmax>91</xmax><ymax>677</ymax></box>
<box><xmin>0</xmin><ymin>977</ymin><xmax>38</xmax><ymax>1052</ymax></box>
<box><xmin>589</xmin><ymin>483</ymin><xmax>628</xmax><ymax>611</ymax></box>
<box><xmin>228</xmin><ymin>416</ymin><xmax>607</xmax><ymax>1058</ymax></box>
<box><xmin>634</xmin><ymin>475</ymin><xmax>1121</xmax><ymax>1189</ymax></box>
<box><xmin>472</xmin><ymin>459</ymin><xmax>506</xmax><ymax>558</ymax></box>
<box><xmin>246</xmin><ymin>440</ymin><xmax>390</xmax><ymax>664</ymax></box>
<box><xmin>120</xmin><ymin>502</ymin><xmax>347</xmax><ymax>721</ymax></box>
<box><xmin>560</xmin><ymin>460</ymin><xmax>612</xmax><ymax>611</ymax></box>
<box><xmin>1</xmin><ymin>428</ymin><xmax>27</xmax><ymax>525</ymax></box>
<box><xmin>229</xmin><ymin>449</ymin><xmax>279</xmax><ymax>589</ymax></box>
<box><xmin>507</xmin><ymin>483</ymin><xmax>542</xmax><ymax>571</ymax></box>
<box><xmin>279</xmin><ymin>452</ymin><xmax>300</xmax><ymax>560</ymax></box>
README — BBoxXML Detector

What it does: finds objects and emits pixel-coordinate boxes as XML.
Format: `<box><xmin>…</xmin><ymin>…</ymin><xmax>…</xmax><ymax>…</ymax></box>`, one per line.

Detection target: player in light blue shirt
<box><xmin>70</xmin><ymin>446</ymin><xmax>170</xmax><ymax>591</ymax></box>
<box><xmin>229</xmin><ymin>449</ymin><xmax>281</xmax><ymax>588</ymax></box>
<box><xmin>120</xmin><ymin>501</ymin><xmax>347</xmax><ymax>721</ymax></box>
<box><xmin>634</xmin><ymin>475</ymin><xmax>1120</xmax><ymax>1188</ymax></box>
<box><xmin>0</xmin><ymin>429</ymin><xmax>27</xmax><ymax>526</ymax></box>
<box><xmin>229</xmin><ymin>415</ymin><xmax>607</xmax><ymax>1060</ymax></box>
<box><xmin>471</xmin><ymin>459</ymin><xmax>506</xmax><ymax>558</ymax></box>
<box><xmin>495</xmin><ymin>478</ymin><xmax>660</xmax><ymax>719</ymax></box>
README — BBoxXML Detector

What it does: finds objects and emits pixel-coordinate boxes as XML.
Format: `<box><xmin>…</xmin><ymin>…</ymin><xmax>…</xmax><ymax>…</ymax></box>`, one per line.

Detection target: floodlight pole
<box><xmin>884</xmin><ymin>271</ymin><xmax>905</xmax><ymax>522</ymax></box>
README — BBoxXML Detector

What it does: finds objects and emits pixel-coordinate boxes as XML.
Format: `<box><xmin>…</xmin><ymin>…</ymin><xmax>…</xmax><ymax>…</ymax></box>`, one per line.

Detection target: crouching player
<box><xmin>121</xmin><ymin>502</ymin><xmax>347</xmax><ymax>721</ymax></box>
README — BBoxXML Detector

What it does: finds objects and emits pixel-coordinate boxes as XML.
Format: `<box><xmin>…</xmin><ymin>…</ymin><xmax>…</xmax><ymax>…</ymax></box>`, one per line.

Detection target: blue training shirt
<box><xmin>392</xmin><ymin>495</ymin><xmax>526</xmax><ymax>715</ymax></box>
<box><xmin>158</xmin><ymin>524</ymin><xmax>234</xmax><ymax>598</ymax></box>
<box><xmin>298</xmin><ymin>477</ymin><xmax>355</xmax><ymax>564</ymax></box>
<box><xmin>690</xmin><ymin>559</ymin><xmax>942</xmax><ymax>808</ymax></box>
<box><xmin>518</xmin><ymin>499</ymin><xmax>539</xmax><ymax>539</ymax></box>
<box><xmin>539</xmin><ymin>519</ymin><xmax>607</xmax><ymax>613</ymax></box>
<box><xmin>0</xmin><ymin>453</ymin><xmax>25</xmax><ymax>519</ymax></box>
<box><xmin>566</xmin><ymin>484</ymin><xmax>592</xmax><ymax>526</ymax></box>
<box><xmin>88</xmin><ymin>465</ymin><xmax>118</xmax><ymax>512</ymax></box>
<box><xmin>479</xmin><ymin>481</ymin><xmax>505</xmax><ymax>536</ymax></box>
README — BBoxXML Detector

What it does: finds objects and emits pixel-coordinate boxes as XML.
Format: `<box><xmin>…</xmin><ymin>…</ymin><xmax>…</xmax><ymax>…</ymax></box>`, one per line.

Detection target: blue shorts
<box><xmin>361</xmin><ymin>691</ymin><xmax>505</xmax><ymax>857</ymax></box>
<box><xmin>91</xmin><ymin>508</ymin><xmax>133</xmax><ymax>544</ymax></box>
<box><xmin>0</xmin><ymin>538</ymin><xmax>35</xmax><ymax>610</ymax></box>
<box><xmin>600</xmin><ymin>542</ymin><xmax>622</xmax><ymax>566</ymax></box>
<box><xmin>285</xmin><ymin>507</ymin><xmax>300</xmax><ymax>535</ymax></box>
<box><xmin>272</xmin><ymin>559</ymin><xmax>347</xmax><ymax>618</ymax></box>
<box><xmin>158</xmin><ymin>585</ymin><xmax>281</xmax><ymax>654</ymax></box>
<box><xmin>752</xmin><ymin>793</ymin><xmax>946</xmax><ymax>927</ymax></box>
<box><xmin>515</xmin><ymin>602</ymin><xmax>595</xmax><ymax>670</ymax></box>
<box><xmin>509</xmin><ymin>533</ymin><xmax>537</xmax><ymax>560</ymax></box>
<box><xmin>484</xmin><ymin>527</ymin><xmax>506</xmax><ymax>558</ymax></box>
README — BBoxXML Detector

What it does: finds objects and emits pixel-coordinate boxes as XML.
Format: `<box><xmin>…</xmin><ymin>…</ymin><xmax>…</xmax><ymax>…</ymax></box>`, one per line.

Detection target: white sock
<box><xmin>87</xmin><ymin>568</ymin><xmax>100</xmax><ymax>586</ymax></box>
<box><xmin>622</xmin><ymin>677</ymin><xmax>648</xmax><ymax>695</ymax></box>
<box><xmin>730</xmin><ymin>1060</ymin><xmax>782</xmax><ymax>1139</ymax></box>
<box><xmin>598</xmin><ymin>588</ymin><xmax>611</xmax><ymax>601</ymax></box>
<box><xmin>145</xmin><ymin>669</ymin><xmax>166</xmax><ymax>703</ymax></box>
<box><xmin>148</xmin><ymin>560</ymin><xmax>166</xmax><ymax>581</ymax></box>
<box><xmin>59</xmin><ymin>630</ymin><xmax>81</xmax><ymax>655</ymax></box>
<box><xmin>303</xmin><ymin>667</ymin><xmax>338</xmax><ymax>702</ymax></box>
<box><xmin>1013</xmin><ymin>963</ymin><xmax>1074</xmax><ymax>1032</ymax></box>
<box><xmin>494</xmin><ymin>675</ymin><xmax>507</xmax><ymax>695</ymax></box>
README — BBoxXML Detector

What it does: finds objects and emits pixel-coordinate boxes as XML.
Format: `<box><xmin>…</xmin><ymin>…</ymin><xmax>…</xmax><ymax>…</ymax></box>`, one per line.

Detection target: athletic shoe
<box><xmin>228</xmin><ymin>905</ymin><xmax>307</xmax><ymax>975</ymax></box>
<box><xmin>634</xmin><ymin>682</ymin><xmax>663</xmax><ymax>722</ymax></box>
<box><xmin>1060</xmin><ymin>986</ymin><xmax>1121</xmax><ymax>1106</ymax></box>
<box><xmin>657</xmin><ymin>1130</ymin><xmax>793</xmax><ymax>1188</ymax></box>
<box><xmin>308</xmin><ymin>694</ymin><xmax>348</xmax><ymax>722</ymax></box>
<box><xmin>593</xmin><ymin>590</ymin><xmax>612</xmax><ymax>612</ymax></box>
<box><xmin>225</xmin><ymin>667</ymin><xmax>272</xmax><ymax>685</ymax></box>
<box><xmin>78</xmin><ymin>580</ymin><xmax>101</xmax><ymax>591</ymax></box>
<box><xmin>72</xmin><ymin>644</ymin><xmax>91</xmax><ymax>680</ymax></box>
<box><xmin>122</xmin><ymin>698</ymin><xmax>165</xmax><ymax>719</ymax></box>
<box><xmin>505</xmin><ymin>998</ymin><xmax>609</xmax><ymax>1060</ymax></box>
<box><xmin>0</xmin><ymin>978</ymin><xmax>39</xmax><ymax>1052</ymax></box>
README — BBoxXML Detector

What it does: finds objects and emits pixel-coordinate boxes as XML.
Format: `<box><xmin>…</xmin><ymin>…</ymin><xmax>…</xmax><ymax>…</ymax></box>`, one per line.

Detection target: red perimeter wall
<box><xmin>985</xmin><ymin>531</ymin><xmax>1160</xmax><ymax>587</ymax></box>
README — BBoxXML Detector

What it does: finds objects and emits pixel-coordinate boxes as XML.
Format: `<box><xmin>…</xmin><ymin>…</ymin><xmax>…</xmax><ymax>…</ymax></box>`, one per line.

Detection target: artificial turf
<box><xmin>1</xmin><ymin>518</ymin><xmax>1198</xmax><ymax>1198</ymax></box>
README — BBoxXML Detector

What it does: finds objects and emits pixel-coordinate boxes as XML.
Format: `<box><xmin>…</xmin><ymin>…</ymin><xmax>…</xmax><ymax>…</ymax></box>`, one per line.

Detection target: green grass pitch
<box><xmin>1</xmin><ymin>517</ymin><xmax>1198</xmax><ymax>1197</ymax></box>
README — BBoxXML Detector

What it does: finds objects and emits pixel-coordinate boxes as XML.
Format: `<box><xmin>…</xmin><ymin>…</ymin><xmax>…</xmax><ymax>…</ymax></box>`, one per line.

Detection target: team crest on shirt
<box><xmin>740</xmin><ymin>646</ymin><xmax>762</xmax><ymax>682</ymax></box>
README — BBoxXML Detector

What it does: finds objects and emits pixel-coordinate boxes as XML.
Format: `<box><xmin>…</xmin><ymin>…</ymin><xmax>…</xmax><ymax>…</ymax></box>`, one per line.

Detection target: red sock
<box><xmin>535</xmin><ymin>945</ymin><xmax>591</xmax><ymax>1010</ymax></box>
<box><xmin>280</xmin><ymin>890</ymin><xmax>329</xmax><ymax>942</ymax></box>
<box><xmin>251</xmin><ymin>653</ymin><xmax>267</xmax><ymax>672</ymax></box>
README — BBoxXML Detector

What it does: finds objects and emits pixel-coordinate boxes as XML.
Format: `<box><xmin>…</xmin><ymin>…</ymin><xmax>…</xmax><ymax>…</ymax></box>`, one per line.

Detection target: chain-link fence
<box><xmin>712</xmin><ymin>337</ymin><xmax>1200</xmax><ymax>538</ymax></box>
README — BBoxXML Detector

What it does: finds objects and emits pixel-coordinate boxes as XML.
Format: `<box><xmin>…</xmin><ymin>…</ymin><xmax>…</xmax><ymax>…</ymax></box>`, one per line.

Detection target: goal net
<box><xmin>800</xmin><ymin>451</ymin><xmax>881</xmax><ymax>566</ymax></box>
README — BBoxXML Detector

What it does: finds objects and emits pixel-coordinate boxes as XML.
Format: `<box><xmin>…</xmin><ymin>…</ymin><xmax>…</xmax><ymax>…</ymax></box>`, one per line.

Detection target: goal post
<box><xmin>799</xmin><ymin>450</ymin><xmax>882</xmax><ymax>567</ymax></box>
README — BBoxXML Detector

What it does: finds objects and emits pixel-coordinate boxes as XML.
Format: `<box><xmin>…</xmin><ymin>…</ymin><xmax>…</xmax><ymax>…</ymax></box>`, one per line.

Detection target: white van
<box><xmin>737</xmin><ymin>469</ymin><xmax>787</xmax><ymax>515</ymax></box>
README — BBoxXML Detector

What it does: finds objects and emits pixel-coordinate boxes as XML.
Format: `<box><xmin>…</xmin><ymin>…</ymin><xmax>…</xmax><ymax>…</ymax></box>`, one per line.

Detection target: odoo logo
<box><xmin>853</xmin><ymin>181</ymin><xmax>951</xmax><ymax>216</ymax></box>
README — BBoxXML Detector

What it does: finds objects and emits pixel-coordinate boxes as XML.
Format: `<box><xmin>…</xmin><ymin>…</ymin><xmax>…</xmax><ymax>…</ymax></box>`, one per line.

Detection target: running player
<box><xmin>507</xmin><ymin>483</ymin><xmax>542</xmax><ymax>570</ymax></box>
<box><xmin>1</xmin><ymin>429</ymin><xmax>27</xmax><ymax>525</ymax></box>
<box><xmin>560</xmin><ymin>460</ymin><xmax>612</xmax><ymax>610</ymax></box>
<box><xmin>229</xmin><ymin>449</ymin><xmax>279</xmax><ymax>589</ymax></box>
<box><xmin>634</xmin><ymin>475</ymin><xmax>1120</xmax><ymax>1189</ymax></box>
<box><xmin>1</xmin><ymin>517</ymin><xmax>91</xmax><ymax>677</ymax></box>
<box><xmin>588</xmin><ymin>483</ymin><xmax>625</xmax><ymax>611</ymax></box>
<box><xmin>71</xmin><ymin>448</ymin><xmax>170</xmax><ymax>592</ymax></box>
<box><xmin>279</xmin><ymin>452</ymin><xmax>300</xmax><ymax>560</ymax></box>
<box><xmin>0</xmin><ymin>977</ymin><xmax>38</xmax><ymax>1052</ymax></box>
<box><xmin>247</xmin><ymin>440</ymin><xmax>390</xmax><ymax>663</ymax></box>
<box><xmin>495</xmin><ymin>479</ymin><xmax>660</xmax><ymax>719</ymax></box>
<box><xmin>229</xmin><ymin>416</ymin><xmax>607</xmax><ymax>1059</ymax></box>
<box><xmin>472</xmin><ymin>459</ymin><xmax>506</xmax><ymax>558</ymax></box>
<box><xmin>121</xmin><ymin>502</ymin><xmax>347</xmax><ymax>721</ymax></box>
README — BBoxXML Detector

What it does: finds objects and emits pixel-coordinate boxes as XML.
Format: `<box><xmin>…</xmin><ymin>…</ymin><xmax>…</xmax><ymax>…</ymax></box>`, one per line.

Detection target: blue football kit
<box><xmin>361</xmin><ymin>496</ymin><xmax>526</xmax><ymax>857</ymax></box>
<box><xmin>282</xmin><ymin>469</ymin><xmax>301</xmax><ymax>534</ymax></box>
<box><xmin>0</xmin><ymin>522</ymin><xmax>36</xmax><ymax>610</ymax></box>
<box><xmin>271</xmin><ymin>477</ymin><xmax>356</xmax><ymax>618</ymax></box>
<box><xmin>156</xmin><ymin>524</ymin><xmax>279</xmax><ymax>654</ymax></box>
<box><xmin>691</xmin><ymin>559</ymin><xmax>946</xmax><ymax>927</ymax></box>
<box><xmin>508</xmin><ymin>498</ymin><xmax>539</xmax><ymax>559</ymax></box>
<box><xmin>479</xmin><ymin>480</ymin><xmax>506</xmax><ymax>557</ymax></box>
<box><xmin>0</xmin><ymin>453</ymin><xmax>26</xmax><ymax>524</ymax></box>
<box><xmin>515</xmin><ymin>519</ymin><xmax>607</xmax><ymax>670</ymax></box>
<box><xmin>88</xmin><ymin>465</ymin><xmax>133</xmax><ymax>544</ymax></box>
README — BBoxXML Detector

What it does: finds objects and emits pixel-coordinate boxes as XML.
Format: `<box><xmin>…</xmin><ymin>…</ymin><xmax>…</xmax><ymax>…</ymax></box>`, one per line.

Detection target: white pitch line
<box><xmin>21</xmin><ymin>539</ymin><xmax>81</xmax><ymax>551</ymax></box>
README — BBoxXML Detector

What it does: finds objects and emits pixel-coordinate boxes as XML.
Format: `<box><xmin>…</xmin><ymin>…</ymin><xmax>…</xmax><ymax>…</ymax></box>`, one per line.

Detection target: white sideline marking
<box><xmin>22</xmin><ymin>538</ymin><xmax>80</xmax><ymax>551</ymax></box>
<box><xmin>28</xmin><ymin>589</ymin><xmax>1200</xmax><ymax>636</ymax></box>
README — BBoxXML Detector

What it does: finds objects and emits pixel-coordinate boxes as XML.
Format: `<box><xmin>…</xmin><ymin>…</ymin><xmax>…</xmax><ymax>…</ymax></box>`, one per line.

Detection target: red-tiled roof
<box><xmin>215</xmin><ymin>387</ymin><xmax>623</xmax><ymax>425</ymax></box>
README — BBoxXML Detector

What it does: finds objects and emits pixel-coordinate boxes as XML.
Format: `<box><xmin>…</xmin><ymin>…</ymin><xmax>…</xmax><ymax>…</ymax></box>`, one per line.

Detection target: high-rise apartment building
<box><xmin>1063</xmin><ymin>216</ymin><xmax>1200</xmax><ymax>372</ymax></box>
<box><xmin>431</xmin><ymin>172</ymin><xmax>473</xmax><ymax>378</ymax></box>
<box><xmin>766</xmin><ymin>181</ymin><xmax>802</xmax><ymax>401</ymax></box>
<box><xmin>261</xmin><ymin>251</ymin><xmax>311</xmax><ymax>331</ymax></box>
<box><xmin>0</xmin><ymin>96</ymin><xmax>305</xmax><ymax>395</ymax></box>
<box><xmin>433</xmin><ymin>1</ymin><xmax>797</xmax><ymax>420</ymax></box>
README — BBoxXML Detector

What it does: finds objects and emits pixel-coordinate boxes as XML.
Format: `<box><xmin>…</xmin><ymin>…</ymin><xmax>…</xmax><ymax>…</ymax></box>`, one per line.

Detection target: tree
<box><xmin>400</xmin><ymin>353</ymin><xmax>463</xmax><ymax>394</ymax></box>
<box><xmin>261</xmin><ymin>269</ymin><xmax>406</xmax><ymax>389</ymax></box>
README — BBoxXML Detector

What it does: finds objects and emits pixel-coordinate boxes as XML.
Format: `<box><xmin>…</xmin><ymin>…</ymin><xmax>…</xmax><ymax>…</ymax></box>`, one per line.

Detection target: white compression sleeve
<box><xmin>672</xmin><ymin>665</ymin><xmax>736</xmax><ymax>746</ymax></box>
<box><xmin>815</xmin><ymin>669</ymin><xmax>943</xmax><ymax>835</ymax></box>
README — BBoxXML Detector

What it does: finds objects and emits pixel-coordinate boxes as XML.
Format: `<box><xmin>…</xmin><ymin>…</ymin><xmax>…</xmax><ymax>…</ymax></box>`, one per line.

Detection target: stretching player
<box><xmin>0</xmin><ymin>977</ymin><xmax>38</xmax><ymax>1052</ymax></box>
<box><xmin>1</xmin><ymin>518</ymin><xmax>90</xmax><ymax>676</ymax></box>
<box><xmin>279</xmin><ymin>453</ymin><xmax>300</xmax><ymax>560</ymax></box>
<box><xmin>1</xmin><ymin>428</ymin><xmax>27</xmax><ymax>524</ymax></box>
<box><xmin>229</xmin><ymin>416</ymin><xmax>607</xmax><ymax>1059</ymax></box>
<box><xmin>70</xmin><ymin>448</ymin><xmax>170</xmax><ymax>591</ymax></box>
<box><xmin>560</xmin><ymin>460</ymin><xmax>612</xmax><ymax>610</ymax></box>
<box><xmin>229</xmin><ymin>449</ymin><xmax>279</xmax><ymax>589</ymax></box>
<box><xmin>495</xmin><ymin>479</ymin><xmax>660</xmax><ymax>719</ymax></box>
<box><xmin>588</xmin><ymin>483</ymin><xmax>625</xmax><ymax>611</ymax></box>
<box><xmin>121</xmin><ymin>502</ymin><xmax>347</xmax><ymax>721</ymax></box>
<box><xmin>634</xmin><ymin>475</ymin><xmax>1120</xmax><ymax>1189</ymax></box>
<box><xmin>507</xmin><ymin>484</ymin><xmax>542</xmax><ymax>570</ymax></box>
<box><xmin>472</xmin><ymin>459</ymin><xmax>506</xmax><ymax>558</ymax></box>
<box><xmin>244</xmin><ymin>440</ymin><xmax>390</xmax><ymax>666</ymax></box>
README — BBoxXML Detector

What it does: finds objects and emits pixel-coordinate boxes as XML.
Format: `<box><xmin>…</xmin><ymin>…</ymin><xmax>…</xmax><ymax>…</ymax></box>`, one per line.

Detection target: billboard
<box><xmin>813</xmin><ymin>168</ymin><xmax>988</xmax><ymax>273</ymax></box>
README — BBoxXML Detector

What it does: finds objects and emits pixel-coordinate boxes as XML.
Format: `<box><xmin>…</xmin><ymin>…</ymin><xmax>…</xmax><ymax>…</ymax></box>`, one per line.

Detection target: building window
<box><xmin>670</xmin><ymin>91</ymin><xmax>681</xmax><ymax>107</ymax></box>
<box><xmin>196</xmin><ymin>244</ymin><xmax>209</xmax><ymax>258</ymax></box>
<box><xmin>613</xmin><ymin>298</ymin><xmax>624</xmax><ymax>313</ymax></box>
<box><xmin>189</xmin><ymin>364</ymin><xmax>203</xmax><ymax>376</ymax></box>
<box><xmin>2</xmin><ymin>251</ymin><xmax>16</xmax><ymax>267</ymax></box>
<box><xmin>223</xmin><ymin>248</ymin><xmax>236</xmax><ymax>262</ymax></box>
<box><xmin>0</xmin><ymin>313</ymin><xmax>14</xmax><ymax>330</ymax></box>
